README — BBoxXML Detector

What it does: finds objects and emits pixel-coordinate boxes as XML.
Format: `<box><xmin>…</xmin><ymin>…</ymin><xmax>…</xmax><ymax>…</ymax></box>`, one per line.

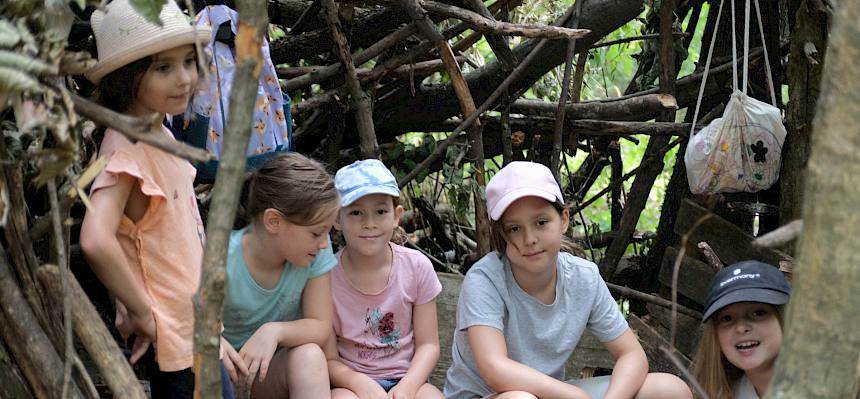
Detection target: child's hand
<box><xmin>221</xmin><ymin>337</ymin><xmax>249</xmax><ymax>384</ymax></box>
<box><xmin>124</xmin><ymin>307</ymin><xmax>156</xmax><ymax>365</ymax></box>
<box><xmin>238</xmin><ymin>323</ymin><xmax>280</xmax><ymax>384</ymax></box>
<box><xmin>387</xmin><ymin>381</ymin><xmax>420</xmax><ymax>399</ymax></box>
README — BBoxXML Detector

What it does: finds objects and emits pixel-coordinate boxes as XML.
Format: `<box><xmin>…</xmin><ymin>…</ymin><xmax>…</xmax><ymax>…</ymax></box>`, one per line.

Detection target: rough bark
<box><xmin>370</xmin><ymin>0</ymin><xmax>644</xmax><ymax>137</ymax></box>
<box><xmin>765</xmin><ymin>2</ymin><xmax>860</xmax><ymax>397</ymax></box>
<box><xmin>193</xmin><ymin>0</ymin><xmax>268</xmax><ymax>396</ymax></box>
<box><xmin>600</xmin><ymin>0</ymin><xmax>677</xmax><ymax>278</ymax></box>
<box><xmin>0</xmin><ymin>246</ymin><xmax>84</xmax><ymax>399</ymax></box>
<box><xmin>779</xmin><ymin>0</ymin><xmax>828</xmax><ymax>227</ymax></box>
<box><xmin>322</xmin><ymin>0</ymin><xmax>379</xmax><ymax>158</ymax></box>
<box><xmin>35</xmin><ymin>265</ymin><xmax>146</xmax><ymax>399</ymax></box>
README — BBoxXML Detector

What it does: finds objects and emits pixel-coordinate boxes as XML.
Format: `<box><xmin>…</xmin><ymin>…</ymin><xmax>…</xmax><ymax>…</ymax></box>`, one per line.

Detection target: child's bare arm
<box><xmin>468</xmin><ymin>325</ymin><xmax>590</xmax><ymax>399</ymax></box>
<box><xmin>240</xmin><ymin>272</ymin><xmax>334</xmax><ymax>382</ymax></box>
<box><xmin>79</xmin><ymin>173</ymin><xmax>154</xmax><ymax>362</ymax></box>
<box><xmin>389</xmin><ymin>299</ymin><xmax>440</xmax><ymax>397</ymax></box>
<box><xmin>601</xmin><ymin>329</ymin><xmax>648</xmax><ymax>399</ymax></box>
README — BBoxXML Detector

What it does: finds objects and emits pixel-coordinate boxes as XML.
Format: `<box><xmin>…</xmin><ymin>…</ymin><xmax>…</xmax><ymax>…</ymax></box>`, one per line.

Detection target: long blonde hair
<box><xmin>692</xmin><ymin>304</ymin><xmax>785</xmax><ymax>399</ymax></box>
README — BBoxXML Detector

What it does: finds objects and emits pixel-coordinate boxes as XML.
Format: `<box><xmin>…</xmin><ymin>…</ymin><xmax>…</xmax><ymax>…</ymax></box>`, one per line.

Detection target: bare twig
<box><xmin>70</xmin><ymin>94</ymin><xmax>213</xmax><ymax>163</ymax></box>
<box><xmin>398</xmin><ymin>1</ymin><xmax>580</xmax><ymax>188</ymax></box>
<box><xmin>752</xmin><ymin>219</ymin><xmax>803</xmax><ymax>248</ymax></box>
<box><xmin>590</xmin><ymin>32</ymin><xmax>689</xmax><ymax>49</ymax></box>
<box><xmin>415</xmin><ymin>0</ymin><xmax>590</xmax><ymax>39</ymax></box>
<box><xmin>671</xmin><ymin>214</ymin><xmax>713</xmax><ymax>346</ymax></box>
<box><xmin>659</xmin><ymin>346</ymin><xmax>710</xmax><ymax>399</ymax></box>
<box><xmin>321</xmin><ymin>0</ymin><xmax>379</xmax><ymax>158</ymax></box>
<box><xmin>48</xmin><ymin>179</ymin><xmax>74</xmax><ymax>399</ymax></box>
<box><xmin>551</xmin><ymin>0</ymin><xmax>584</xmax><ymax>179</ymax></box>
<box><xmin>606</xmin><ymin>282</ymin><xmax>702</xmax><ymax>319</ymax></box>
<box><xmin>281</xmin><ymin>23</ymin><xmax>418</xmax><ymax>92</ymax></box>
<box><xmin>697</xmin><ymin>241</ymin><xmax>723</xmax><ymax>271</ymax></box>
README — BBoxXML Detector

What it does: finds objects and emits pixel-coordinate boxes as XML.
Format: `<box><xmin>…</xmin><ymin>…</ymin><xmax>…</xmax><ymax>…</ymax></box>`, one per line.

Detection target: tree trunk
<box><xmin>779</xmin><ymin>0</ymin><xmax>828</xmax><ymax>228</ymax></box>
<box><xmin>765</xmin><ymin>2</ymin><xmax>860</xmax><ymax>397</ymax></box>
<box><xmin>192</xmin><ymin>0</ymin><xmax>269</xmax><ymax>396</ymax></box>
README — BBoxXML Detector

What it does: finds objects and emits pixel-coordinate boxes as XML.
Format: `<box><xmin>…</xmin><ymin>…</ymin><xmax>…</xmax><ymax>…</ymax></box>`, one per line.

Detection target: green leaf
<box><xmin>129</xmin><ymin>0</ymin><xmax>167</xmax><ymax>26</ymax></box>
<box><xmin>0</xmin><ymin>66</ymin><xmax>41</xmax><ymax>93</ymax></box>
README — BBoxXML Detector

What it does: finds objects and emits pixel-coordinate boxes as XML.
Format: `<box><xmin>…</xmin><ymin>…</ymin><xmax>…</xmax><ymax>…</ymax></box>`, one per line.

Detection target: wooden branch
<box><xmin>696</xmin><ymin>241</ymin><xmax>724</xmax><ymax>271</ymax></box>
<box><xmin>551</xmin><ymin>0</ymin><xmax>584</xmax><ymax>178</ymax></box>
<box><xmin>377</xmin><ymin>0</ymin><xmax>590</xmax><ymax>39</ymax></box>
<box><xmin>572</xmin><ymin>137</ymin><xmax>683</xmax><ymax>214</ymax></box>
<box><xmin>70</xmin><ymin>94</ymin><xmax>212</xmax><ymax>163</ymax></box>
<box><xmin>463</xmin><ymin>0</ymin><xmax>517</xmax><ymax>70</ymax></box>
<box><xmin>397</xmin><ymin>2</ymin><xmax>580</xmax><ymax>188</ymax></box>
<box><xmin>289</xmin><ymin>0</ymin><xmax>322</xmax><ymax>34</ymax></box>
<box><xmin>511</xmin><ymin>94</ymin><xmax>678</xmax><ymax>119</ymax></box>
<box><xmin>0</xmin><ymin>245</ymin><xmax>84</xmax><ymax>399</ymax></box>
<box><xmin>753</xmin><ymin>220</ymin><xmax>804</xmax><ymax>248</ymax></box>
<box><xmin>322</xmin><ymin>0</ymin><xmax>379</xmax><ymax>158</ymax></box>
<box><xmin>599</xmin><ymin>0</ymin><xmax>679</xmax><ymax>278</ymax></box>
<box><xmin>607</xmin><ymin>282</ymin><xmax>702</xmax><ymax>319</ymax></box>
<box><xmin>193</xmin><ymin>0</ymin><xmax>268</xmax><ymax>396</ymax></box>
<box><xmin>398</xmin><ymin>0</ymin><xmax>490</xmax><ymax>254</ymax></box>
<box><xmin>281</xmin><ymin>23</ymin><xmax>418</xmax><ymax>91</ymax></box>
<box><xmin>589</xmin><ymin>32</ymin><xmax>689</xmax><ymax>49</ymax></box>
<box><xmin>46</xmin><ymin>179</ymin><xmax>75</xmax><ymax>399</ymax></box>
<box><xmin>35</xmin><ymin>265</ymin><xmax>147</xmax><ymax>399</ymax></box>
<box><xmin>278</xmin><ymin>57</ymin><xmax>464</xmax><ymax>80</ymax></box>
<box><xmin>292</xmin><ymin>87</ymin><xmax>348</xmax><ymax>116</ymax></box>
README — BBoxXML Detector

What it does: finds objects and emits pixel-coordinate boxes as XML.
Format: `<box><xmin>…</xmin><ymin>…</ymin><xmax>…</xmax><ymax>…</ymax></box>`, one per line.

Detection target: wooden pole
<box><xmin>192</xmin><ymin>0</ymin><xmax>268</xmax><ymax>396</ymax></box>
<box><xmin>36</xmin><ymin>265</ymin><xmax>147</xmax><ymax>399</ymax></box>
<box><xmin>0</xmin><ymin>245</ymin><xmax>84</xmax><ymax>399</ymax></box>
<box><xmin>321</xmin><ymin>0</ymin><xmax>379</xmax><ymax>158</ymax></box>
<box><xmin>398</xmin><ymin>0</ymin><xmax>491</xmax><ymax>255</ymax></box>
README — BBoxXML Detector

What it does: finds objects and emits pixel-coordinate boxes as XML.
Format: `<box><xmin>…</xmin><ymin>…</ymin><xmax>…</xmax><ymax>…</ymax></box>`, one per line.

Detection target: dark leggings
<box><xmin>142</xmin><ymin>349</ymin><xmax>235</xmax><ymax>399</ymax></box>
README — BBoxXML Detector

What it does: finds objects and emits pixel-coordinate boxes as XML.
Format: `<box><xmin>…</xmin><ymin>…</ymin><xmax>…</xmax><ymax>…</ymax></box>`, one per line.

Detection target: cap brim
<box><xmin>340</xmin><ymin>186</ymin><xmax>401</xmax><ymax>207</ymax></box>
<box><xmin>488</xmin><ymin>188</ymin><xmax>560</xmax><ymax>220</ymax></box>
<box><xmin>702</xmin><ymin>288</ymin><xmax>790</xmax><ymax>321</ymax></box>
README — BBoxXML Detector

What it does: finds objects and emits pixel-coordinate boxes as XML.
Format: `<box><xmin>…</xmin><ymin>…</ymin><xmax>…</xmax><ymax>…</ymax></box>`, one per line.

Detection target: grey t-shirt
<box><xmin>734</xmin><ymin>375</ymin><xmax>760</xmax><ymax>399</ymax></box>
<box><xmin>443</xmin><ymin>252</ymin><xmax>629</xmax><ymax>399</ymax></box>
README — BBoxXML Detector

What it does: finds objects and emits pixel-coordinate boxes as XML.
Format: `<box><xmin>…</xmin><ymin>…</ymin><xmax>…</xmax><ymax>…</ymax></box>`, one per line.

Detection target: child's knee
<box><xmin>490</xmin><ymin>391</ymin><xmax>538</xmax><ymax>399</ymax></box>
<box><xmin>331</xmin><ymin>388</ymin><xmax>360</xmax><ymax>399</ymax></box>
<box><xmin>638</xmin><ymin>372</ymin><xmax>692</xmax><ymax>399</ymax></box>
<box><xmin>286</xmin><ymin>343</ymin><xmax>326</xmax><ymax>369</ymax></box>
<box><xmin>415</xmin><ymin>383</ymin><xmax>444</xmax><ymax>399</ymax></box>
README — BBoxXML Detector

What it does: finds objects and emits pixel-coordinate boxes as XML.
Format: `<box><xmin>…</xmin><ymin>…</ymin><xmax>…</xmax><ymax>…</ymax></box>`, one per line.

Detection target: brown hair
<box><xmin>96</xmin><ymin>56</ymin><xmax>153</xmax><ymax>113</ymax></box>
<box><xmin>489</xmin><ymin>200</ymin><xmax>584</xmax><ymax>257</ymax></box>
<box><xmin>243</xmin><ymin>152</ymin><xmax>339</xmax><ymax>227</ymax></box>
<box><xmin>692</xmin><ymin>304</ymin><xmax>785</xmax><ymax>399</ymax></box>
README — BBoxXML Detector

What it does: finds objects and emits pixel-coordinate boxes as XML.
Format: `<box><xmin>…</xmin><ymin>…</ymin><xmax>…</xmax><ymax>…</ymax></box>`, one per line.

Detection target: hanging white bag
<box><xmin>684</xmin><ymin>0</ymin><xmax>786</xmax><ymax>195</ymax></box>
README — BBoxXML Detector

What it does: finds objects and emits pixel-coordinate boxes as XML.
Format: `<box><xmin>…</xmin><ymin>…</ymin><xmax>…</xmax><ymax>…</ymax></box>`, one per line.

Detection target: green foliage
<box><xmin>129</xmin><ymin>0</ymin><xmax>167</xmax><ymax>26</ymax></box>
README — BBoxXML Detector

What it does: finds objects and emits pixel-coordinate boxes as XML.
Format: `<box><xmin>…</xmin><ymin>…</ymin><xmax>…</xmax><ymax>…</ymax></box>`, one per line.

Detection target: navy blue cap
<box><xmin>702</xmin><ymin>260</ymin><xmax>791</xmax><ymax>321</ymax></box>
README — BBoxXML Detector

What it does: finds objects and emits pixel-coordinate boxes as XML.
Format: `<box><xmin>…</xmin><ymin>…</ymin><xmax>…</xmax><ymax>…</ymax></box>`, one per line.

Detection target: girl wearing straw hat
<box><xmin>79</xmin><ymin>1</ymin><xmax>232</xmax><ymax>397</ymax></box>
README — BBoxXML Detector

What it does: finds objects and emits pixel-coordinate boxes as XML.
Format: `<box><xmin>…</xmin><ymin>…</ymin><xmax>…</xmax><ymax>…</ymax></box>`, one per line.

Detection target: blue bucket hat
<box><xmin>335</xmin><ymin>159</ymin><xmax>400</xmax><ymax>207</ymax></box>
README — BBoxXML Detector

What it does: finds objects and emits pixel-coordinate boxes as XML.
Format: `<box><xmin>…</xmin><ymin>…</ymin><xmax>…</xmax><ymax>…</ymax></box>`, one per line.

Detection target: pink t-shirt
<box><xmin>332</xmin><ymin>243</ymin><xmax>442</xmax><ymax>379</ymax></box>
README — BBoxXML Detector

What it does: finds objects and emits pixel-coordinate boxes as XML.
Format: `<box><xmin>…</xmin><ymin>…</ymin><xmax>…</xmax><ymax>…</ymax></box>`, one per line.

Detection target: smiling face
<box><xmin>127</xmin><ymin>44</ymin><xmax>197</xmax><ymax>118</ymax></box>
<box><xmin>499</xmin><ymin>196</ymin><xmax>569</xmax><ymax>276</ymax></box>
<box><xmin>715</xmin><ymin>302</ymin><xmax>783</xmax><ymax>377</ymax></box>
<box><xmin>336</xmin><ymin>194</ymin><xmax>403</xmax><ymax>258</ymax></box>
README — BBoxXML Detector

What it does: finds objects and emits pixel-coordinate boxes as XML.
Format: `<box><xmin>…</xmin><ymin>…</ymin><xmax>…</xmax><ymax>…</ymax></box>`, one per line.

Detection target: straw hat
<box><xmin>86</xmin><ymin>0</ymin><xmax>211</xmax><ymax>84</ymax></box>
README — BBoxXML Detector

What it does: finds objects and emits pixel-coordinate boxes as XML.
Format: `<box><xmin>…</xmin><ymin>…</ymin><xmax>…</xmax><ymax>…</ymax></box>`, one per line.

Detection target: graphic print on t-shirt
<box><xmin>361</xmin><ymin>307</ymin><xmax>401</xmax><ymax>359</ymax></box>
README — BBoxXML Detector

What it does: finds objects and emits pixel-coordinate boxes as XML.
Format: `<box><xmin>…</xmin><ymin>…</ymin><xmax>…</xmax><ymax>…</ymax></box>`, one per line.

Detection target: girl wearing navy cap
<box><xmin>693</xmin><ymin>260</ymin><xmax>791</xmax><ymax>399</ymax></box>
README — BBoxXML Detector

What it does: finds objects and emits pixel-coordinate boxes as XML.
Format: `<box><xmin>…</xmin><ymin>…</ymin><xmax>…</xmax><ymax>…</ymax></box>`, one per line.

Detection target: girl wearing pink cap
<box><xmin>443</xmin><ymin>162</ymin><xmax>692</xmax><ymax>399</ymax></box>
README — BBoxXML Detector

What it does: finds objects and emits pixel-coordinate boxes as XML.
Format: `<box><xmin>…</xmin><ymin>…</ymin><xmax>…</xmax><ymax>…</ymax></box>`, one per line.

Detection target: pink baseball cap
<box><xmin>486</xmin><ymin>162</ymin><xmax>565</xmax><ymax>221</ymax></box>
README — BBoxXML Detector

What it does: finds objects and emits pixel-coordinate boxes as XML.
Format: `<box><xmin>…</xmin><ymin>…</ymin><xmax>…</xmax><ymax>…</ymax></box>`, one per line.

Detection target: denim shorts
<box><xmin>375</xmin><ymin>378</ymin><xmax>402</xmax><ymax>392</ymax></box>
